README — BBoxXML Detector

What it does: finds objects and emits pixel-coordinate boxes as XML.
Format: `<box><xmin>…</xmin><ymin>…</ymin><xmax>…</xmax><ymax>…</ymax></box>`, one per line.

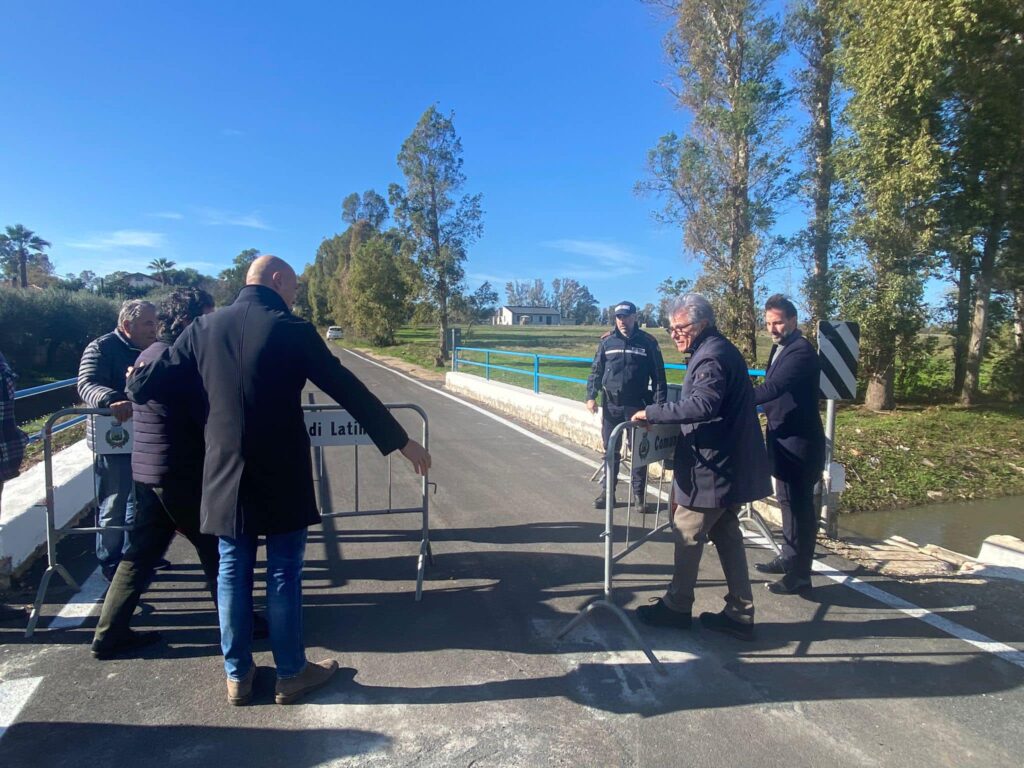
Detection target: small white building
<box><xmin>493</xmin><ymin>306</ymin><xmax>562</xmax><ymax>326</ymax></box>
<box><xmin>123</xmin><ymin>272</ymin><xmax>161</xmax><ymax>289</ymax></box>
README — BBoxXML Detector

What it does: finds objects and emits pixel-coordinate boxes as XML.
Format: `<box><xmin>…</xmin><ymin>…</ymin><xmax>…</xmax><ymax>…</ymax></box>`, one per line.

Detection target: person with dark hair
<box><xmin>92</xmin><ymin>288</ymin><xmax>267</xmax><ymax>658</ymax></box>
<box><xmin>1</xmin><ymin>350</ymin><xmax>29</xmax><ymax>506</ymax></box>
<box><xmin>631</xmin><ymin>293</ymin><xmax>772</xmax><ymax>641</ymax></box>
<box><xmin>752</xmin><ymin>294</ymin><xmax>825</xmax><ymax>594</ymax></box>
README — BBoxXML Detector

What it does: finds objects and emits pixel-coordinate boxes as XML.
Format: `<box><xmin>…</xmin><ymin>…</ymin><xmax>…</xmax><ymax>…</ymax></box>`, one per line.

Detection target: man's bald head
<box><xmin>246</xmin><ymin>255</ymin><xmax>298</xmax><ymax>307</ymax></box>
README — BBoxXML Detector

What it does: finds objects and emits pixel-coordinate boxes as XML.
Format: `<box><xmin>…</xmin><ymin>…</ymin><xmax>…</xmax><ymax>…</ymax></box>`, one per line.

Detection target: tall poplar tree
<box><xmin>389</xmin><ymin>106</ymin><xmax>483</xmax><ymax>365</ymax></box>
<box><xmin>788</xmin><ymin>0</ymin><xmax>841</xmax><ymax>334</ymax></box>
<box><xmin>639</xmin><ymin>0</ymin><xmax>790</xmax><ymax>358</ymax></box>
<box><xmin>837</xmin><ymin>0</ymin><xmax>949</xmax><ymax>410</ymax></box>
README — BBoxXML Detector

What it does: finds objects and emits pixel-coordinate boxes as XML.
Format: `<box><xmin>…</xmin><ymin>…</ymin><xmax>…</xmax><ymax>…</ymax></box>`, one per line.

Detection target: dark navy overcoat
<box><xmin>643</xmin><ymin>328</ymin><xmax>772</xmax><ymax>508</ymax></box>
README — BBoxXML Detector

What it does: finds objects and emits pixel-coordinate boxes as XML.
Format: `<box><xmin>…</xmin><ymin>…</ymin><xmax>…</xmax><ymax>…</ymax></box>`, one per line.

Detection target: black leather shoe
<box><xmin>754</xmin><ymin>556</ymin><xmax>788</xmax><ymax>575</ymax></box>
<box><xmin>252</xmin><ymin>612</ymin><xmax>270</xmax><ymax>640</ymax></box>
<box><xmin>636</xmin><ymin>598</ymin><xmax>692</xmax><ymax>629</ymax></box>
<box><xmin>767</xmin><ymin>574</ymin><xmax>812</xmax><ymax>595</ymax></box>
<box><xmin>699</xmin><ymin>611</ymin><xmax>755</xmax><ymax>641</ymax></box>
<box><xmin>91</xmin><ymin>629</ymin><xmax>163</xmax><ymax>660</ymax></box>
<box><xmin>594</xmin><ymin>490</ymin><xmax>615</xmax><ymax>509</ymax></box>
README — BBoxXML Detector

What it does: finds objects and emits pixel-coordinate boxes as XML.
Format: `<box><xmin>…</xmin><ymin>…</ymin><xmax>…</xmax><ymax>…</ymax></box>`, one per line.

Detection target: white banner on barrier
<box><xmin>305</xmin><ymin>410</ymin><xmax>374</xmax><ymax>447</ymax></box>
<box><xmin>630</xmin><ymin>423</ymin><xmax>678</xmax><ymax>469</ymax></box>
<box><xmin>88</xmin><ymin>416</ymin><xmax>134</xmax><ymax>455</ymax></box>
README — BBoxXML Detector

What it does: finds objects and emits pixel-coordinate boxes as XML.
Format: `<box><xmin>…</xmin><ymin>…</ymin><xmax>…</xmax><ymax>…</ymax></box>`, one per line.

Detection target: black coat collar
<box><xmin>234</xmin><ymin>285</ymin><xmax>290</xmax><ymax>312</ymax></box>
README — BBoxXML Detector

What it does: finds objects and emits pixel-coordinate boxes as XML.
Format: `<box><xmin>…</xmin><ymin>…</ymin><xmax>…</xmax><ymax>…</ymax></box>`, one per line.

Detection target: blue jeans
<box><xmin>218</xmin><ymin>528</ymin><xmax>308</xmax><ymax>681</ymax></box>
<box><xmin>94</xmin><ymin>454</ymin><xmax>135</xmax><ymax>572</ymax></box>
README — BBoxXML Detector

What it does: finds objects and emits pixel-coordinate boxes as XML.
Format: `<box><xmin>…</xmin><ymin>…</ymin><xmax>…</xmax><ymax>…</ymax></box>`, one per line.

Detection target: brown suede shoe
<box><xmin>226</xmin><ymin>665</ymin><xmax>256</xmax><ymax>706</ymax></box>
<box><xmin>274</xmin><ymin>659</ymin><xmax>339</xmax><ymax>705</ymax></box>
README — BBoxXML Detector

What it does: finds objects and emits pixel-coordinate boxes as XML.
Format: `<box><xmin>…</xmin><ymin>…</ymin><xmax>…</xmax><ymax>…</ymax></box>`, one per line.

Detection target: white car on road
<box><xmin>325</xmin><ymin>326</ymin><xmax>344</xmax><ymax>341</ymax></box>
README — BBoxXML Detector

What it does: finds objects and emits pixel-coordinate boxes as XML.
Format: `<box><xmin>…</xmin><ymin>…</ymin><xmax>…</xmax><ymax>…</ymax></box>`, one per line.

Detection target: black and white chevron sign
<box><xmin>818</xmin><ymin>321</ymin><xmax>860</xmax><ymax>400</ymax></box>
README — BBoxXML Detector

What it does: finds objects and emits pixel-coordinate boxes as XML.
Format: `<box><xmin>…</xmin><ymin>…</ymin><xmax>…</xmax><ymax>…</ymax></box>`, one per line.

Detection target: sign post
<box><xmin>817</xmin><ymin>321</ymin><xmax>860</xmax><ymax>537</ymax></box>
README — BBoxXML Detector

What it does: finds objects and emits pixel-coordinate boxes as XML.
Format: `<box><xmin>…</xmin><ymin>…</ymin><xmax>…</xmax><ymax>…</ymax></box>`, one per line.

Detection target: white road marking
<box><xmin>348</xmin><ymin>349</ymin><xmax>1024</xmax><ymax>672</ymax></box>
<box><xmin>812</xmin><ymin>560</ymin><xmax>1024</xmax><ymax>670</ymax></box>
<box><xmin>47</xmin><ymin>567</ymin><xmax>106</xmax><ymax>630</ymax></box>
<box><xmin>0</xmin><ymin>676</ymin><xmax>43</xmax><ymax>742</ymax></box>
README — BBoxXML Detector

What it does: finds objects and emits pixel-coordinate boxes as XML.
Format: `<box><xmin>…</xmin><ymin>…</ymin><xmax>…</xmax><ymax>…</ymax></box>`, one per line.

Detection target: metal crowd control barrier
<box><xmin>558</xmin><ymin>421</ymin><xmax>781</xmax><ymax>671</ymax></box>
<box><xmin>558</xmin><ymin>420</ymin><xmax>676</xmax><ymax>673</ymax></box>
<box><xmin>26</xmin><ymin>406</ymin><xmax>136</xmax><ymax>637</ymax></box>
<box><xmin>304</xmin><ymin>396</ymin><xmax>433</xmax><ymax>600</ymax></box>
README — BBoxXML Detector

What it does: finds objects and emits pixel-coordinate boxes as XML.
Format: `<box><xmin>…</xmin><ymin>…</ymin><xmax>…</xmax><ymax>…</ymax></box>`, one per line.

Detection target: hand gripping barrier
<box><xmin>26</xmin><ymin>407</ymin><xmax>137</xmax><ymax>637</ymax></box>
<box><xmin>557</xmin><ymin>420</ymin><xmax>780</xmax><ymax>672</ymax></box>
<box><xmin>303</xmin><ymin>396</ymin><xmax>434</xmax><ymax>601</ymax></box>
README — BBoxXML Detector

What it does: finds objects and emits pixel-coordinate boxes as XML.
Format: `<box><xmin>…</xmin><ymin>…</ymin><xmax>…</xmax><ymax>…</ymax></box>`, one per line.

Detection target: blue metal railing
<box><xmin>14</xmin><ymin>378</ymin><xmax>86</xmax><ymax>442</ymax></box>
<box><xmin>453</xmin><ymin>346</ymin><xmax>766</xmax><ymax>394</ymax></box>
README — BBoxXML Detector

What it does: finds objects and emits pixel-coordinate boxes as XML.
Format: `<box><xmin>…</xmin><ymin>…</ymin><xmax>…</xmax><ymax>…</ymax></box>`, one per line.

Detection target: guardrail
<box><xmin>452</xmin><ymin>346</ymin><xmax>767</xmax><ymax>393</ymax></box>
<box><xmin>14</xmin><ymin>378</ymin><xmax>85</xmax><ymax>442</ymax></box>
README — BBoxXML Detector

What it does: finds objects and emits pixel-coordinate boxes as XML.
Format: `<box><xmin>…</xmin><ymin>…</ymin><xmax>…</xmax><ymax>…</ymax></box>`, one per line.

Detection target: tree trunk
<box><xmin>952</xmin><ymin>249</ymin><xmax>972</xmax><ymax>395</ymax></box>
<box><xmin>1014</xmin><ymin>286</ymin><xmax>1024</xmax><ymax>358</ymax></box>
<box><xmin>961</xmin><ymin>188</ymin><xmax>1007</xmax><ymax>405</ymax></box>
<box><xmin>864</xmin><ymin>357</ymin><xmax>895</xmax><ymax>411</ymax></box>
<box><xmin>806</xmin><ymin>6</ymin><xmax>835</xmax><ymax>337</ymax></box>
<box><xmin>18</xmin><ymin>251</ymin><xmax>28</xmax><ymax>289</ymax></box>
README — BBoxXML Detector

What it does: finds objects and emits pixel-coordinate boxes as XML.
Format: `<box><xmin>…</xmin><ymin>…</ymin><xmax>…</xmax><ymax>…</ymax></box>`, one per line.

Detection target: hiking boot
<box><xmin>594</xmin><ymin>490</ymin><xmax>616</xmax><ymax>509</ymax></box>
<box><xmin>91</xmin><ymin>629</ymin><xmax>162</xmax><ymax>660</ymax></box>
<box><xmin>767</xmin><ymin>573</ymin><xmax>812</xmax><ymax>595</ymax></box>
<box><xmin>636</xmin><ymin>598</ymin><xmax>692</xmax><ymax>629</ymax></box>
<box><xmin>275</xmin><ymin>659</ymin><xmax>339</xmax><ymax>705</ymax></box>
<box><xmin>226</xmin><ymin>665</ymin><xmax>256</xmax><ymax>706</ymax></box>
<box><xmin>699</xmin><ymin>610</ymin><xmax>755</xmax><ymax>641</ymax></box>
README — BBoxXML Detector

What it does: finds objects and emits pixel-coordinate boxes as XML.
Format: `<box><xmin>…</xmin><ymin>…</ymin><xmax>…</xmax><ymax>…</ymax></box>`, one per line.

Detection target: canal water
<box><xmin>839</xmin><ymin>495</ymin><xmax>1024</xmax><ymax>557</ymax></box>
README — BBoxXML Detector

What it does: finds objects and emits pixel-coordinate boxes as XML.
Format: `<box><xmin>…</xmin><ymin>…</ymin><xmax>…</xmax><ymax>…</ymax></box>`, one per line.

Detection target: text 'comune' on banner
<box><xmin>630</xmin><ymin>423</ymin><xmax>678</xmax><ymax>468</ymax></box>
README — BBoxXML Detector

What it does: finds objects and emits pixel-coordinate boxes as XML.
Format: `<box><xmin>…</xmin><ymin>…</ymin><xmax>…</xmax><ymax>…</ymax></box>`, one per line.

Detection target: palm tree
<box><xmin>0</xmin><ymin>224</ymin><xmax>51</xmax><ymax>288</ymax></box>
<box><xmin>147</xmin><ymin>257</ymin><xmax>176</xmax><ymax>284</ymax></box>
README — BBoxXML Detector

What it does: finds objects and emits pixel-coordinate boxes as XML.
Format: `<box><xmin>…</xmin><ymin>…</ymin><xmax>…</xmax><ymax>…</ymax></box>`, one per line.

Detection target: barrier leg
<box><xmin>556</xmin><ymin>600</ymin><xmax>667</xmax><ymax>675</ymax></box>
<box><xmin>739</xmin><ymin>503</ymin><xmax>781</xmax><ymax>554</ymax></box>
<box><xmin>25</xmin><ymin>564</ymin><xmax>79</xmax><ymax>638</ymax></box>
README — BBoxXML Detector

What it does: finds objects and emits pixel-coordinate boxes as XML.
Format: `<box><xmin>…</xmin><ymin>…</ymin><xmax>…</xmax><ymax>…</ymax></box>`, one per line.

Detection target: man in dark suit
<box><xmin>128</xmin><ymin>256</ymin><xmax>430</xmax><ymax>706</ymax></box>
<box><xmin>753</xmin><ymin>295</ymin><xmax>826</xmax><ymax>594</ymax></box>
<box><xmin>631</xmin><ymin>293</ymin><xmax>772</xmax><ymax>641</ymax></box>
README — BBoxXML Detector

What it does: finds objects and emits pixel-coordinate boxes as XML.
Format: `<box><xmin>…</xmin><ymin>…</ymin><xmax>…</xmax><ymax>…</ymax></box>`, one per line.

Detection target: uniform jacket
<box><xmin>130</xmin><ymin>340</ymin><xmax>205</xmax><ymax>488</ymax></box>
<box><xmin>77</xmin><ymin>329</ymin><xmax>142</xmax><ymax>445</ymax></box>
<box><xmin>0</xmin><ymin>352</ymin><xmax>29</xmax><ymax>482</ymax></box>
<box><xmin>586</xmin><ymin>327</ymin><xmax>667</xmax><ymax>407</ymax></box>
<box><xmin>753</xmin><ymin>329</ymin><xmax>825</xmax><ymax>482</ymax></box>
<box><xmin>643</xmin><ymin>327</ymin><xmax>772</xmax><ymax>508</ymax></box>
<box><xmin>127</xmin><ymin>285</ymin><xmax>409</xmax><ymax>538</ymax></box>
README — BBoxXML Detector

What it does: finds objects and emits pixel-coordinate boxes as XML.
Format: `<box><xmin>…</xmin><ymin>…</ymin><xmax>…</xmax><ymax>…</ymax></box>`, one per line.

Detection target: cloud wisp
<box><xmin>540</xmin><ymin>238</ymin><xmax>646</xmax><ymax>278</ymax></box>
<box><xmin>200</xmin><ymin>208</ymin><xmax>272</xmax><ymax>230</ymax></box>
<box><xmin>148</xmin><ymin>211</ymin><xmax>184</xmax><ymax>220</ymax></box>
<box><xmin>66</xmin><ymin>229</ymin><xmax>167</xmax><ymax>251</ymax></box>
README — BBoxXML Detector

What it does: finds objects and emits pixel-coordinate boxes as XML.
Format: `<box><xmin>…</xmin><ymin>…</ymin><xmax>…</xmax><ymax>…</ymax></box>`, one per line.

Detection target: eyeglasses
<box><xmin>667</xmin><ymin>321</ymin><xmax>700</xmax><ymax>336</ymax></box>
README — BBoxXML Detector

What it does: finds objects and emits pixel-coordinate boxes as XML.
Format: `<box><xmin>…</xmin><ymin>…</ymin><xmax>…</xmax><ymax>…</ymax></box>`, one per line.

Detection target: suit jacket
<box><xmin>127</xmin><ymin>285</ymin><xmax>409</xmax><ymax>537</ymax></box>
<box><xmin>644</xmin><ymin>328</ymin><xmax>772</xmax><ymax>508</ymax></box>
<box><xmin>753</xmin><ymin>329</ymin><xmax>825</xmax><ymax>483</ymax></box>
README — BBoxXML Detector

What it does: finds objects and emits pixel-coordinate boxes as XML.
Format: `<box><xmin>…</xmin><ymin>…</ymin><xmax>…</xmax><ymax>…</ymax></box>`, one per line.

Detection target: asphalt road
<box><xmin>1</xmin><ymin>347</ymin><xmax>1022</xmax><ymax>767</ymax></box>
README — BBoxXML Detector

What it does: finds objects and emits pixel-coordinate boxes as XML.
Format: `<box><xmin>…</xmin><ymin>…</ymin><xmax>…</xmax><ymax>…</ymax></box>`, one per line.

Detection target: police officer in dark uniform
<box><xmin>586</xmin><ymin>300</ymin><xmax>667</xmax><ymax>509</ymax></box>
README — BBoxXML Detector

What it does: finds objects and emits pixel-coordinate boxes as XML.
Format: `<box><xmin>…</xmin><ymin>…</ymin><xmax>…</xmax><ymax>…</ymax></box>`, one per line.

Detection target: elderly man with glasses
<box><xmin>631</xmin><ymin>293</ymin><xmax>771</xmax><ymax>641</ymax></box>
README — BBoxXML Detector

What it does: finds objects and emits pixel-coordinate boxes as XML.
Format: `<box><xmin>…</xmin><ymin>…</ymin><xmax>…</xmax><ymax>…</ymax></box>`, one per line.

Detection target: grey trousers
<box><xmin>662</xmin><ymin>503</ymin><xmax>755</xmax><ymax>623</ymax></box>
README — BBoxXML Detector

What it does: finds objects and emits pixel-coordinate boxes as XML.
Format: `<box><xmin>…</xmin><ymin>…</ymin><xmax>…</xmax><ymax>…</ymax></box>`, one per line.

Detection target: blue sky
<box><xmin>2</xmin><ymin>0</ymin><xmax>823</xmax><ymax>312</ymax></box>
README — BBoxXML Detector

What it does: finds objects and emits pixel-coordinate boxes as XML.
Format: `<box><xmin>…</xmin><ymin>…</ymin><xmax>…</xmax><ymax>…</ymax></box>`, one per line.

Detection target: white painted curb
<box><xmin>0</xmin><ymin>440</ymin><xmax>94</xmax><ymax>582</ymax></box>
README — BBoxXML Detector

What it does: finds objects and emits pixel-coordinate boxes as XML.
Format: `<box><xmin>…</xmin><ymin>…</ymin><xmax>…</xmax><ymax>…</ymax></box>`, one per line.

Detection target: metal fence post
<box><xmin>533</xmin><ymin>354</ymin><xmax>540</xmax><ymax>393</ymax></box>
<box><xmin>822</xmin><ymin>398</ymin><xmax>838</xmax><ymax>538</ymax></box>
<box><xmin>485</xmin><ymin>350</ymin><xmax>490</xmax><ymax>381</ymax></box>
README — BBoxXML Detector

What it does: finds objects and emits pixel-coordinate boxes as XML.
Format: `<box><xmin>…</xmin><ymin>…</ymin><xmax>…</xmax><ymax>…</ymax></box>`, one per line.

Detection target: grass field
<box><xmin>340</xmin><ymin>323</ymin><xmax>1024</xmax><ymax>512</ymax></box>
<box><xmin>344</xmin><ymin>323</ymin><xmax>773</xmax><ymax>400</ymax></box>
